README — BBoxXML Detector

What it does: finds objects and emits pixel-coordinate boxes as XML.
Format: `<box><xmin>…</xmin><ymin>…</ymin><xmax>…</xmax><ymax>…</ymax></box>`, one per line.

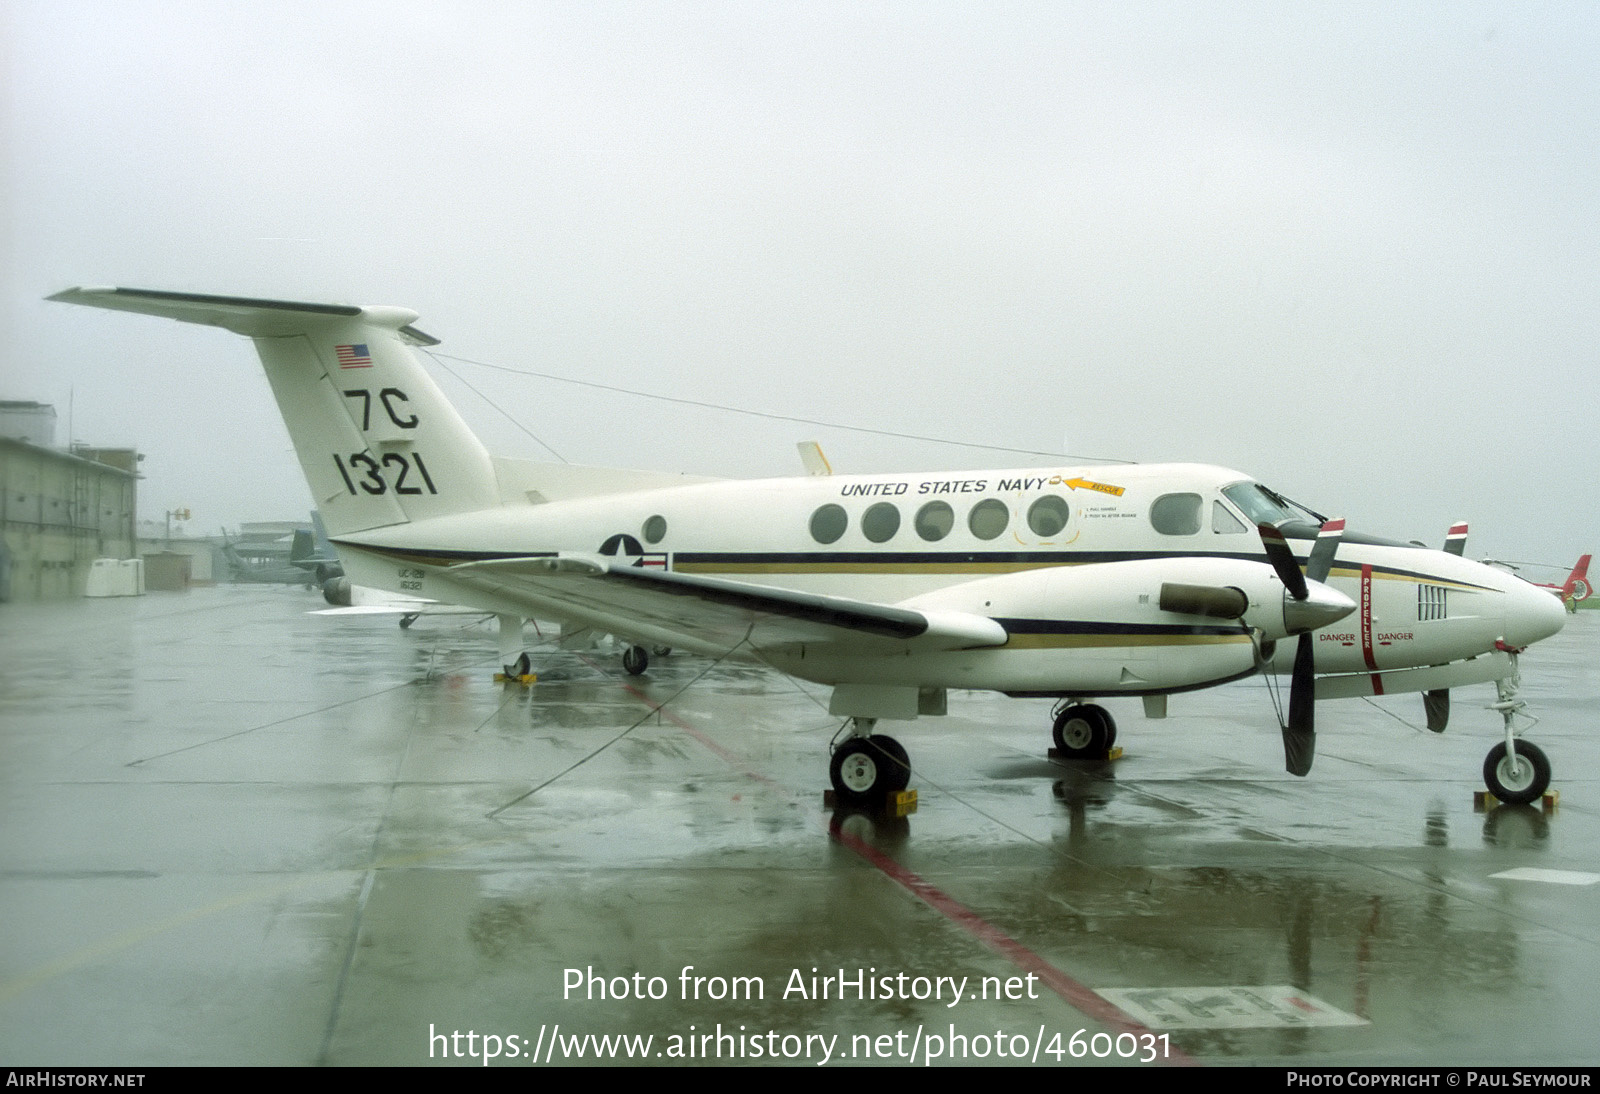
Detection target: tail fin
<box><xmin>49</xmin><ymin>288</ymin><xmax>499</xmax><ymax>536</ymax></box>
<box><xmin>1561</xmin><ymin>554</ymin><xmax>1592</xmax><ymax>603</ymax></box>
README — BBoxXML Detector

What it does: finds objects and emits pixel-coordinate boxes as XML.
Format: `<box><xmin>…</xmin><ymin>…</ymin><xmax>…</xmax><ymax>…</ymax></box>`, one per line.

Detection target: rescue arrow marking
<box><xmin>1056</xmin><ymin>476</ymin><xmax>1125</xmax><ymax>496</ymax></box>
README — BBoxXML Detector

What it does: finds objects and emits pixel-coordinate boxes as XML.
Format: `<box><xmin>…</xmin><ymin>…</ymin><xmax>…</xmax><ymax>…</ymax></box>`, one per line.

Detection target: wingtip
<box><xmin>47</xmin><ymin>286</ymin><xmax>116</xmax><ymax>303</ymax></box>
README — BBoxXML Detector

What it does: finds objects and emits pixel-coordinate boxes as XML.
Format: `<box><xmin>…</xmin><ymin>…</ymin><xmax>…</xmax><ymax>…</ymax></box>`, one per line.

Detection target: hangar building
<box><xmin>0</xmin><ymin>400</ymin><xmax>139</xmax><ymax>601</ymax></box>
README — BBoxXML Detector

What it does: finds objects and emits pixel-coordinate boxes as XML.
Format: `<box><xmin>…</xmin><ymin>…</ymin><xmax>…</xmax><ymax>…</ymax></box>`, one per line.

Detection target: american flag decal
<box><xmin>335</xmin><ymin>344</ymin><xmax>373</xmax><ymax>369</ymax></box>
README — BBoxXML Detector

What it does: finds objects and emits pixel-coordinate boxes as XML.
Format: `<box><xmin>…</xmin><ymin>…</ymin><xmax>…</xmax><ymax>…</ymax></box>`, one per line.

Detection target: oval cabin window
<box><xmin>861</xmin><ymin>502</ymin><xmax>901</xmax><ymax>543</ymax></box>
<box><xmin>810</xmin><ymin>503</ymin><xmax>848</xmax><ymax>544</ymax></box>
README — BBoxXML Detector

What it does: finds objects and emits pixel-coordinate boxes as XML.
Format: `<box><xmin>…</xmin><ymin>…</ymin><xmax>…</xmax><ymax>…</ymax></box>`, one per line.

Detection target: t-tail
<box><xmin>48</xmin><ymin>288</ymin><xmax>500</xmax><ymax>537</ymax></box>
<box><xmin>288</xmin><ymin>527</ymin><xmax>317</xmax><ymax>565</ymax></box>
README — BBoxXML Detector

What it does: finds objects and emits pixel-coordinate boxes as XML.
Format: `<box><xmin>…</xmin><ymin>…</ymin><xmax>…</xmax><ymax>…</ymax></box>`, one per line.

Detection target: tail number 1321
<box><xmin>332</xmin><ymin>451</ymin><xmax>438</xmax><ymax>496</ymax></box>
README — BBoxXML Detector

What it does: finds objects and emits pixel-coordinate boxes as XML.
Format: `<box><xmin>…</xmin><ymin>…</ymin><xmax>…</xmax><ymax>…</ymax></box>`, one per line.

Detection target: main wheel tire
<box><xmin>504</xmin><ymin>651</ymin><xmax>531</xmax><ymax>678</ymax></box>
<box><xmin>622</xmin><ymin>645</ymin><xmax>649</xmax><ymax>675</ymax></box>
<box><xmin>1052</xmin><ymin>704</ymin><xmax>1112</xmax><ymax>758</ymax></box>
<box><xmin>1483</xmin><ymin>741</ymin><xmax>1551</xmax><ymax>806</ymax></box>
<box><xmin>831</xmin><ymin>739</ymin><xmax>893</xmax><ymax>806</ymax></box>
<box><xmin>869</xmin><ymin>734</ymin><xmax>911</xmax><ymax>793</ymax></box>
<box><xmin>1096</xmin><ymin>705</ymin><xmax>1118</xmax><ymax>749</ymax></box>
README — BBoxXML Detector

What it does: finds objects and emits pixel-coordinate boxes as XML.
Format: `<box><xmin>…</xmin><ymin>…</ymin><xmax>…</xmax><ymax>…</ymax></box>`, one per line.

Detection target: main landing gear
<box><xmin>1482</xmin><ymin>671</ymin><xmax>1552</xmax><ymax>806</ymax></box>
<box><xmin>621</xmin><ymin>644</ymin><xmax>670</xmax><ymax>675</ymax></box>
<box><xmin>498</xmin><ymin>614</ymin><xmax>533</xmax><ymax>680</ymax></box>
<box><xmin>1050</xmin><ymin>702</ymin><xmax>1117</xmax><ymax>760</ymax></box>
<box><xmin>622</xmin><ymin>645</ymin><xmax>649</xmax><ymax>676</ymax></box>
<box><xmin>828</xmin><ymin>719</ymin><xmax>911</xmax><ymax>807</ymax></box>
<box><xmin>499</xmin><ymin>620</ymin><xmax>666</xmax><ymax>682</ymax></box>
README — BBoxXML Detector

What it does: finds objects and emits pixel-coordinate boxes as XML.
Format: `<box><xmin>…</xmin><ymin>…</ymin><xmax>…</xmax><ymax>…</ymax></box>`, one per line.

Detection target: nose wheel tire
<box><xmin>830</xmin><ymin>735</ymin><xmax>910</xmax><ymax>806</ymax></box>
<box><xmin>1483</xmin><ymin>741</ymin><xmax>1550</xmax><ymax>806</ymax></box>
<box><xmin>1052</xmin><ymin>704</ymin><xmax>1115</xmax><ymax>758</ymax></box>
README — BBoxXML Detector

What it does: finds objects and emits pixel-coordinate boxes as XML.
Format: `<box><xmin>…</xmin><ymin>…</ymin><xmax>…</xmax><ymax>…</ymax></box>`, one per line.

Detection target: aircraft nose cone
<box><xmin>1283</xmin><ymin>581</ymin><xmax>1357</xmax><ymax>634</ymax></box>
<box><xmin>1504</xmin><ymin>580</ymin><xmax>1568</xmax><ymax>648</ymax></box>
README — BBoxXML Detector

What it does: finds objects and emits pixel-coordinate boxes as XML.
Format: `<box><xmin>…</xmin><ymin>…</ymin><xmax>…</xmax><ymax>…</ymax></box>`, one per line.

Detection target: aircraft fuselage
<box><xmin>332</xmin><ymin>461</ymin><xmax>1561</xmax><ymax>696</ymax></box>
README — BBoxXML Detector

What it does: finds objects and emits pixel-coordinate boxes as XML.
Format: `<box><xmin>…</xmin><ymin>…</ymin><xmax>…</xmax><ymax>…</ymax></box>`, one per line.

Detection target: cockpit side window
<box><xmin>1150</xmin><ymin>493</ymin><xmax>1202</xmax><ymax>536</ymax></box>
<box><xmin>1212</xmin><ymin>500</ymin><xmax>1247</xmax><ymax>534</ymax></box>
<box><xmin>1222</xmin><ymin>482</ymin><xmax>1326</xmax><ymax>527</ymax></box>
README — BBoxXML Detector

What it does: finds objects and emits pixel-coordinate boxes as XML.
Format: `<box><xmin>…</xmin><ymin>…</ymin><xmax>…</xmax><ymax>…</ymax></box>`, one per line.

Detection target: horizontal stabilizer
<box><xmin>47</xmin><ymin>287</ymin><xmax>440</xmax><ymax>344</ymax></box>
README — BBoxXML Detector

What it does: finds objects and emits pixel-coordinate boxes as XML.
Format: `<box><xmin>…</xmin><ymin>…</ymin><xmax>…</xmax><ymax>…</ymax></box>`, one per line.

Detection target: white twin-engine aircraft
<box><xmin>52</xmin><ymin>288</ymin><xmax>1569</xmax><ymax>807</ymax></box>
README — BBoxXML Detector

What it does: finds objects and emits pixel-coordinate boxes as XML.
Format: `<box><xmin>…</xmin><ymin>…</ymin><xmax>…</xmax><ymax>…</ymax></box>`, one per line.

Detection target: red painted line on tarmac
<box><xmin>829</xmin><ymin>823</ymin><xmax>1196</xmax><ymax>1065</ymax></box>
<box><xmin>614</xmin><ymin>676</ymin><xmax>1198</xmax><ymax>1066</ymax></box>
<box><xmin>616</xmin><ymin>679</ymin><xmax>778</xmax><ymax>782</ymax></box>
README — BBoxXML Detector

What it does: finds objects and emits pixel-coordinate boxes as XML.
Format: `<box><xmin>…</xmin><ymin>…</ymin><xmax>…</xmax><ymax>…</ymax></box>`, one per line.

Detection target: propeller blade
<box><xmin>1258</xmin><ymin>522</ymin><xmax>1308</xmax><ymax>600</ymax></box>
<box><xmin>1424</xmin><ymin>689</ymin><xmax>1450</xmax><ymax>733</ymax></box>
<box><xmin>1283</xmin><ymin>632</ymin><xmax>1316</xmax><ymax>776</ymax></box>
<box><xmin>1305</xmin><ymin>517</ymin><xmax>1345</xmax><ymax>584</ymax></box>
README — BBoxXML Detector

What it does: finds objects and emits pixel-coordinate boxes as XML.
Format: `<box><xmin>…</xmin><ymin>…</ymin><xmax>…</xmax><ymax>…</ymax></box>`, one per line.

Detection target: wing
<box><xmin>311</xmin><ymin>603</ymin><xmax>488</xmax><ymax>618</ymax></box>
<box><xmin>435</xmin><ymin>554</ymin><xmax>1008</xmax><ymax>656</ymax></box>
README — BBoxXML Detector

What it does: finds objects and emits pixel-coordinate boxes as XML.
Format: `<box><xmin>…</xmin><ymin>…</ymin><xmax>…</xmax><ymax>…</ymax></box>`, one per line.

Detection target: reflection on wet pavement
<box><xmin>3</xmin><ymin>589</ymin><xmax>1597</xmax><ymax>1065</ymax></box>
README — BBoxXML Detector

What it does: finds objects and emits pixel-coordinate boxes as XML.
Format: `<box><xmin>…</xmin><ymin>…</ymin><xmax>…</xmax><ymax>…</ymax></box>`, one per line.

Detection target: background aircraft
<box><xmin>1485</xmin><ymin>555</ymin><xmax>1592</xmax><ymax>613</ymax></box>
<box><xmin>292</xmin><ymin>511</ymin><xmax>344</xmax><ymax>585</ymax></box>
<box><xmin>1543</xmin><ymin>555</ymin><xmax>1591</xmax><ymax>612</ymax></box>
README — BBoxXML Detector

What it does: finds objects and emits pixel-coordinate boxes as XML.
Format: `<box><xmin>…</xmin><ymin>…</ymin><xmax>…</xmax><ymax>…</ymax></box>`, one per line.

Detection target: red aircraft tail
<box><xmin>1560</xmin><ymin>555</ymin><xmax>1592</xmax><ymax>603</ymax></box>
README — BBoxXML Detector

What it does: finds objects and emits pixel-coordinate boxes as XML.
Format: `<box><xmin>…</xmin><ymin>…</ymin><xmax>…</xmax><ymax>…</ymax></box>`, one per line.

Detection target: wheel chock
<box><xmin>1048</xmin><ymin>746</ymin><xmax>1123</xmax><ymax>763</ymax></box>
<box><xmin>822</xmin><ymin>788</ymin><xmax>918</xmax><ymax>816</ymax></box>
<box><xmin>1474</xmin><ymin>788</ymin><xmax>1559</xmax><ymax>813</ymax></box>
<box><xmin>493</xmin><ymin>672</ymin><xmax>537</xmax><ymax>685</ymax></box>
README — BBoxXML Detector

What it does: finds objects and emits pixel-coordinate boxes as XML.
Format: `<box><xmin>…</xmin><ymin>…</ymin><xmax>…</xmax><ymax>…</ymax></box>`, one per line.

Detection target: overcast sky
<box><xmin>5</xmin><ymin>2</ymin><xmax>1596</xmax><ymax>572</ymax></box>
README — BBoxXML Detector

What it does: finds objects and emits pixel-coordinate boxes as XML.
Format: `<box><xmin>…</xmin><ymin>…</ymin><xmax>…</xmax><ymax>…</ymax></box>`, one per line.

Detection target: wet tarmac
<box><xmin>2</xmin><ymin>586</ymin><xmax>1597</xmax><ymax>1067</ymax></box>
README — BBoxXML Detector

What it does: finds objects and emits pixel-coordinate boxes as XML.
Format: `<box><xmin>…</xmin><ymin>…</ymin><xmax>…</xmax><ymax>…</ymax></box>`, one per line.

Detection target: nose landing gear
<box><xmin>1482</xmin><ymin>662</ymin><xmax>1552</xmax><ymax>806</ymax></box>
<box><xmin>1483</xmin><ymin>740</ymin><xmax>1551</xmax><ymax>806</ymax></box>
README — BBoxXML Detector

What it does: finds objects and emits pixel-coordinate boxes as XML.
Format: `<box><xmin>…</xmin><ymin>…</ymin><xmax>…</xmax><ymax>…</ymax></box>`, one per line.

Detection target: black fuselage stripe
<box><xmin>995</xmin><ymin>619</ymin><xmax>1247</xmax><ymax>636</ymax></box>
<box><xmin>335</xmin><ymin>543</ymin><xmax>1497</xmax><ymax>593</ymax></box>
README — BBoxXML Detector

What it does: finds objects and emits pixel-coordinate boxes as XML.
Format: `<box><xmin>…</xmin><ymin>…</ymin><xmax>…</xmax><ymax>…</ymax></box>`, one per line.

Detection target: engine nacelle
<box><xmin>903</xmin><ymin>555</ymin><xmax>1353</xmax><ymax>644</ymax></box>
<box><xmin>322</xmin><ymin>576</ymin><xmax>352</xmax><ymax>606</ymax></box>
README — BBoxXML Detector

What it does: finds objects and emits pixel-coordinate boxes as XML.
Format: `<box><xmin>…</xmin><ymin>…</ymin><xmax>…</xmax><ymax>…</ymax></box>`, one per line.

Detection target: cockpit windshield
<box><xmin>1221</xmin><ymin>482</ymin><xmax>1327</xmax><ymax>528</ymax></box>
